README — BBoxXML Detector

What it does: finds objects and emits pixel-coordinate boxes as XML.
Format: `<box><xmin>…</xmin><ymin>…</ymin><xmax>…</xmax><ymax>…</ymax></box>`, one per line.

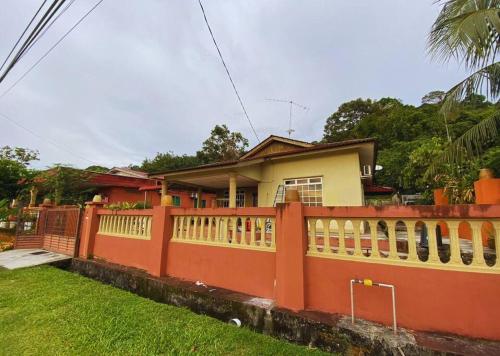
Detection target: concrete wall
<box><xmin>166</xmin><ymin>243</ymin><xmax>275</xmax><ymax>298</ymax></box>
<box><xmin>78</xmin><ymin>202</ymin><xmax>500</xmax><ymax>341</ymax></box>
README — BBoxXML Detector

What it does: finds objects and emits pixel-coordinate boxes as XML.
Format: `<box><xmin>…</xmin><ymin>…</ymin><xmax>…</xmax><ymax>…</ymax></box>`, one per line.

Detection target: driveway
<box><xmin>0</xmin><ymin>249</ymin><xmax>71</xmax><ymax>270</ymax></box>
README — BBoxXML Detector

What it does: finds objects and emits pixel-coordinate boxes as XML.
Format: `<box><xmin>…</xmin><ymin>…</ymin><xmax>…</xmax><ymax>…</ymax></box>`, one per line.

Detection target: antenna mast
<box><xmin>265</xmin><ymin>98</ymin><xmax>309</xmax><ymax>138</ymax></box>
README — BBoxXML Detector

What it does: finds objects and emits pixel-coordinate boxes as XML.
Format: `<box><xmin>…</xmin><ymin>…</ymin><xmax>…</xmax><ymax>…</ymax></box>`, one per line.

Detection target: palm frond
<box><xmin>440</xmin><ymin>61</ymin><xmax>500</xmax><ymax>114</ymax></box>
<box><xmin>426</xmin><ymin>111</ymin><xmax>500</xmax><ymax>178</ymax></box>
<box><xmin>429</xmin><ymin>0</ymin><xmax>500</xmax><ymax>70</ymax></box>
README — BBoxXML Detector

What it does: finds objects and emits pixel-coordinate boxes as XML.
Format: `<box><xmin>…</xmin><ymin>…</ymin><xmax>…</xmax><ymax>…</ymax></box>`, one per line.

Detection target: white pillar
<box><xmin>229</xmin><ymin>173</ymin><xmax>237</xmax><ymax>208</ymax></box>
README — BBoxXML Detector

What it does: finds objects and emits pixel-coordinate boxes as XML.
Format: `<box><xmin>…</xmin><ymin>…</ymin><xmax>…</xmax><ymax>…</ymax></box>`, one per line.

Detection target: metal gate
<box><xmin>15</xmin><ymin>207</ymin><xmax>82</xmax><ymax>256</ymax></box>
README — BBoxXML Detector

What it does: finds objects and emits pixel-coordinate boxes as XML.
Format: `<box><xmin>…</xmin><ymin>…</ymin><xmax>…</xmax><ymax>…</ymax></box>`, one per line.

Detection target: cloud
<box><xmin>0</xmin><ymin>0</ymin><xmax>467</xmax><ymax>169</ymax></box>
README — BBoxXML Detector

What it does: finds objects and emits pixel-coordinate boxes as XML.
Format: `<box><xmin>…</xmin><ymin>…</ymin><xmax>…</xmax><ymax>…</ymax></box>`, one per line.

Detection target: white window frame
<box><xmin>283</xmin><ymin>176</ymin><xmax>323</xmax><ymax>207</ymax></box>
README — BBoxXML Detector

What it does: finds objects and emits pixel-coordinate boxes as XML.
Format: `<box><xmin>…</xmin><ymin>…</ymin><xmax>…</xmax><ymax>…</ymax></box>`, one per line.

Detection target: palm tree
<box><xmin>426</xmin><ymin>0</ymin><xmax>499</xmax><ymax>175</ymax></box>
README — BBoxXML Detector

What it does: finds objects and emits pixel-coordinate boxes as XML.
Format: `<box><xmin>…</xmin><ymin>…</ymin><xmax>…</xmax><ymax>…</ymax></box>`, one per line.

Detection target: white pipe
<box><xmin>350</xmin><ymin>279</ymin><xmax>397</xmax><ymax>334</ymax></box>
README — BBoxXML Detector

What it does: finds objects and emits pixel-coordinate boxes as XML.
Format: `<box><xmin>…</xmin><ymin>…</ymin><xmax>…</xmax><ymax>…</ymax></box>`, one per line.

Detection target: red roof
<box><xmin>89</xmin><ymin>173</ymin><xmax>158</xmax><ymax>188</ymax></box>
<box><xmin>138</xmin><ymin>185</ymin><xmax>162</xmax><ymax>191</ymax></box>
<box><xmin>364</xmin><ymin>185</ymin><xmax>394</xmax><ymax>194</ymax></box>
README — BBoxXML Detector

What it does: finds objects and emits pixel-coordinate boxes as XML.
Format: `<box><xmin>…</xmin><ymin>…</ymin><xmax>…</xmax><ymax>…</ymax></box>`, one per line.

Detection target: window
<box><xmin>222</xmin><ymin>190</ymin><xmax>245</xmax><ymax>207</ymax></box>
<box><xmin>194</xmin><ymin>198</ymin><xmax>207</xmax><ymax>208</ymax></box>
<box><xmin>172</xmin><ymin>195</ymin><xmax>181</xmax><ymax>207</ymax></box>
<box><xmin>283</xmin><ymin>177</ymin><xmax>323</xmax><ymax>206</ymax></box>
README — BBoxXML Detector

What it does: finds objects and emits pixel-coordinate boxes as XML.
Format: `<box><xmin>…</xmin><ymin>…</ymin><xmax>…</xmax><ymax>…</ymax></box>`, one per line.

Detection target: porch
<box><xmin>159</xmin><ymin>172</ymin><xmax>260</xmax><ymax>208</ymax></box>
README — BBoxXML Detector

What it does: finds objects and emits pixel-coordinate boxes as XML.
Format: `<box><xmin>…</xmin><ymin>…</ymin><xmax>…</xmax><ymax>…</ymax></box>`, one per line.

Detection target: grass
<box><xmin>0</xmin><ymin>266</ymin><xmax>326</xmax><ymax>355</ymax></box>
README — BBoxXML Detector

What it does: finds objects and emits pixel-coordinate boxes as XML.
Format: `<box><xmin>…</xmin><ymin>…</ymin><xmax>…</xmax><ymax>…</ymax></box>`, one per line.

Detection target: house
<box><xmin>149</xmin><ymin>135</ymin><xmax>376</xmax><ymax>207</ymax></box>
<box><xmin>25</xmin><ymin>167</ymin><xmax>215</xmax><ymax>208</ymax></box>
<box><xmin>106</xmin><ymin>167</ymin><xmax>150</xmax><ymax>179</ymax></box>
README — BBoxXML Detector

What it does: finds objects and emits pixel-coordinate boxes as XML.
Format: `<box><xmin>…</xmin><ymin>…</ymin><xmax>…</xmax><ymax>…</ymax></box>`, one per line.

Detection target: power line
<box><xmin>0</xmin><ymin>0</ymin><xmax>48</xmax><ymax>72</ymax></box>
<box><xmin>0</xmin><ymin>0</ymin><xmax>105</xmax><ymax>100</ymax></box>
<box><xmin>0</xmin><ymin>112</ymin><xmax>100</xmax><ymax>165</ymax></box>
<box><xmin>19</xmin><ymin>0</ymin><xmax>78</xmax><ymax>63</ymax></box>
<box><xmin>0</xmin><ymin>0</ymin><xmax>66</xmax><ymax>84</ymax></box>
<box><xmin>197</xmin><ymin>0</ymin><xmax>260</xmax><ymax>142</ymax></box>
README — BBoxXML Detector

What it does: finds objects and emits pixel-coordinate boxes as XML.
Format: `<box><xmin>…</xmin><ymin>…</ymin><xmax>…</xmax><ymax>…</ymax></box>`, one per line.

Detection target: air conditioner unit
<box><xmin>361</xmin><ymin>165</ymin><xmax>372</xmax><ymax>177</ymax></box>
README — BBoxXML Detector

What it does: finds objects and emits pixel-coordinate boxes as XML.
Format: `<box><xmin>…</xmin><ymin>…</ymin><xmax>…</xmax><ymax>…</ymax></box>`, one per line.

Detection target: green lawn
<box><xmin>0</xmin><ymin>266</ymin><xmax>325</xmax><ymax>355</ymax></box>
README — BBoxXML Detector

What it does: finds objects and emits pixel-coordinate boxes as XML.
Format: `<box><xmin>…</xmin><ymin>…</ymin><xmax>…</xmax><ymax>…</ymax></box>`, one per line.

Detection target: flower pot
<box><xmin>0</xmin><ymin>222</ymin><xmax>8</xmax><ymax>229</ymax></box>
<box><xmin>479</xmin><ymin>168</ymin><xmax>494</xmax><ymax>180</ymax></box>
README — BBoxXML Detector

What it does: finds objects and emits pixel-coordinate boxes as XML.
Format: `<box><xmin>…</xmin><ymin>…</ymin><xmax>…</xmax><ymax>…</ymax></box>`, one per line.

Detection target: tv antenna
<box><xmin>265</xmin><ymin>98</ymin><xmax>309</xmax><ymax>137</ymax></box>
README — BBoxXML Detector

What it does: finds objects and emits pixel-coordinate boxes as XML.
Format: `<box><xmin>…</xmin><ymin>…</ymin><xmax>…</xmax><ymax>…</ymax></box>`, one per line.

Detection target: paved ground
<box><xmin>0</xmin><ymin>249</ymin><xmax>71</xmax><ymax>270</ymax></box>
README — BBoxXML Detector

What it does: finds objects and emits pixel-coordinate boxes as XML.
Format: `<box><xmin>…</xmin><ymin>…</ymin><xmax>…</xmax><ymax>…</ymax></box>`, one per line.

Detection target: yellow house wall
<box><xmin>255</xmin><ymin>151</ymin><xmax>363</xmax><ymax>207</ymax></box>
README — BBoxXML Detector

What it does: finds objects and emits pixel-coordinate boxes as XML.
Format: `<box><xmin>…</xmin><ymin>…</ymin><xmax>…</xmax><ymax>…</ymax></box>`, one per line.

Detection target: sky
<box><xmin>0</xmin><ymin>0</ymin><xmax>468</xmax><ymax>169</ymax></box>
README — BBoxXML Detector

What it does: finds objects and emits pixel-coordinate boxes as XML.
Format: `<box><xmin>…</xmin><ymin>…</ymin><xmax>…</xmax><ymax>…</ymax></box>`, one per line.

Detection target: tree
<box><xmin>38</xmin><ymin>165</ymin><xmax>96</xmax><ymax>205</ymax></box>
<box><xmin>421</xmin><ymin>90</ymin><xmax>446</xmax><ymax>105</ymax></box>
<box><xmin>196</xmin><ymin>124</ymin><xmax>249</xmax><ymax>163</ymax></box>
<box><xmin>427</xmin><ymin>0</ymin><xmax>500</xmax><ymax>173</ymax></box>
<box><xmin>85</xmin><ymin>165</ymin><xmax>109</xmax><ymax>173</ymax></box>
<box><xmin>323</xmin><ymin>99</ymin><xmax>378</xmax><ymax>142</ymax></box>
<box><xmin>0</xmin><ymin>146</ymin><xmax>39</xmax><ymax>201</ymax></box>
<box><xmin>140</xmin><ymin>152</ymin><xmax>201</xmax><ymax>173</ymax></box>
<box><xmin>0</xmin><ymin>146</ymin><xmax>39</xmax><ymax>166</ymax></box>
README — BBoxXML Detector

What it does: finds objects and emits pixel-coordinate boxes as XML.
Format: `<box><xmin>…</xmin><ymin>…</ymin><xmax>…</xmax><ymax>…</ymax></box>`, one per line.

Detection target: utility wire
<box><xmin>197</xmin><ymin>0</ymin><xmax>260</xmax><ymax>142</ymax></box>
<box><xmin>0</xmin><ymin>0</ymin><xmax>105</xmax><ymax>100</ymax></box>
<box><xmin>0</xmin><ymin>112</ymin><xmax>99</xmax><ymax>165</ymax></box>
<box><xmin>0</xmin><ymin>0</ymin><xmax>48</xmax><ymax>72</ymax></box>
<box><xmin>19</xmin><ymin>0</ymin><xmax>78</xmax><ymax>63</ymax></box>
<box><xmin>0</xmin><ymin>0</ymin><xmax>66</xmax><ymax>84</ymax></box>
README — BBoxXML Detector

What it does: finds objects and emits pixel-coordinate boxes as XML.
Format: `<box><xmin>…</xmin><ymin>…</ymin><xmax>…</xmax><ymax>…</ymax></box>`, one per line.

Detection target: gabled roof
<box><xmin>107</xmin><ymin>167</ymin><xmax>148</xmax><ymax>179</ymax></box>
<box><xmin>239</xmin><ymin>135</ymin><xmax>313</xmax><ymax>160</ymax></box>
<box><xmin>149</xmin><ymin>137</ymin><xmax>376</xmax><ymax>178</ymax></box>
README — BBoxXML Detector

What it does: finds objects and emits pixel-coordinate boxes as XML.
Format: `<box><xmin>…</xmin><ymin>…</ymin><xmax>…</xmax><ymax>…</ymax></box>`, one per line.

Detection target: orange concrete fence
<box><xmin>79</xmin><ymin>202</ymin><xmax>500</xmax><ymax>341</ymax></box>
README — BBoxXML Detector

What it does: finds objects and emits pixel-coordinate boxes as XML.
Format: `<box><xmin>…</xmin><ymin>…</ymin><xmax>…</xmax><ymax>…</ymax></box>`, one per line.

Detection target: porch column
<box><xmin>161</xmin><ymin>179</ymin><xmax>172</xmax><ymax>206</ymax></box>
<box><xmin>161</xmin><ymin>179</ymin><xmax>168</xmax><ymax>198</ymax></box>
<box><xmin>229</xmin><ymin>173</ymin><xmax>237</xmax><ymax>208</ymax></box>
<box><xmin>197</xmin><ymin>187</ymin><xmax>203</xmax><ymax>208</ymax></box>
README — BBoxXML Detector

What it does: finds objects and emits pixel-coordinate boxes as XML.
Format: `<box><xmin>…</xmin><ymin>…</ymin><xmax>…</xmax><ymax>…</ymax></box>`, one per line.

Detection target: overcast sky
<box><xmin>0</xmin><ymin>1</ymin><xmax>467</xmax><ymax>169</ymax></box>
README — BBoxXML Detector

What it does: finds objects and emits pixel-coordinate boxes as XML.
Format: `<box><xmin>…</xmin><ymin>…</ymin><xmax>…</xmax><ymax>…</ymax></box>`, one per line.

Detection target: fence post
<box><xmin>79</xmin><ymin>202</ymin><xmax>102</xmax><ymax>258</ymax></box>
<box><xmin>275</xmin><ymin>201</ymin><xmax>306</xmax><ymax>311</ymax></box>
<box><xmin>148</xmin><ymin>206</ymin><xmax>173</xmax><ymax>277</ymax></box>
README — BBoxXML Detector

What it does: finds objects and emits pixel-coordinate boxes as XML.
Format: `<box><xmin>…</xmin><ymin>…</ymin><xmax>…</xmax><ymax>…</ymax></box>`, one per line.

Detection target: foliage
<box><xmin>0</xmin><ymin>146</ymin><xmax>39</xmax><ymax>201</ymax></box>
<box><xmin>0</xmin><ymin>199</ymin><xmax>13</xmax><ymax>222</ymax></box>
<box><xmin>38</xmin><ymin>165</ymin><xmax>97</xmax><ymax>206</ymax></box>
<box><xmin>323</xmin><ymin>98</ymin><xmax>379</xmax><ymax>142</ymax></box>
<box><xmin>481</xmin><ymin>145</ymin><xmax>500</xmax><ymax>177</ymax></box>
<box><xmin>322</xmin><ymin>95</ymin><xmax>498</xmax><ymax>196</ymax></box>
<box><xmin>85</xmin><ymin>165</ymin><xmax>109</xmax><ymax>173</ymax></box>
<box><xmin>421</xmin><ymin>90</ymin><xmax>446</xmax><ymax>105</ymax></box>
<box><xmin>402</xmin><ymin>138</ymin><xmax>446</xmax><ymax>191</ymax></box>
<box><xmin>0</xmin><ymin>146</ymin><xmax>39</xmax><ymax>166</ymax></box>
<box><xmin>0</xmin><ymin>267</ymin><xmax>325</xmax><ymax>355</ymax></box>
<box><xmin>138</xmin><ymin>125</ymin><xmax>249</xmax><ymax>173</ymax></box>
<box><xmin>427</xmin><ymin>0</ymin><xmax>500</xmax><ymax>167</ymax></box>
<box><xmin>0</xmin><ymin>159</ymin><xmax>36</xmax><ymax>201</ymax></box>
<box><xmin>140</xmin><ymin>152</ymin><xmax>202</xmax><ymax>173</ymax></box>
<box><xmin>105</xmin><ymin>201</ymin><xmax>151</xmax><ymax>210</ymax></box>
<box><xmin>196</xmin><ymin>124</ymin><xmax>249</xmax><ymax>163</ymax></box>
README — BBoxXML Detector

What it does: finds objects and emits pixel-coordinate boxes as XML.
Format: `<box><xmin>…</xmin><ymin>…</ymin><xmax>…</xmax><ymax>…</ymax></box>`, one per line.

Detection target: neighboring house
<box><xmin>93</xmin><ymin>172</ymin><xmax>216</xmax><ymax>208</ymax></box>
<box><xmin>107</xmin><ymin>167</ymin><xmax>149</xmax><ymax>179</ymax></box>
<box><xmin>26</xmin><ymin>168</ymin><xmax>215</xmax><ymax>208</ymax></box>
<box><xmin>363</xmin><ymin>184</ymin><xmax>394</xmax><ymax>206</ymax></box>
<box><xmin>150</xmin><ymin>135</ymin><xmax>376</xmax><ymax>207</ymax></box>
